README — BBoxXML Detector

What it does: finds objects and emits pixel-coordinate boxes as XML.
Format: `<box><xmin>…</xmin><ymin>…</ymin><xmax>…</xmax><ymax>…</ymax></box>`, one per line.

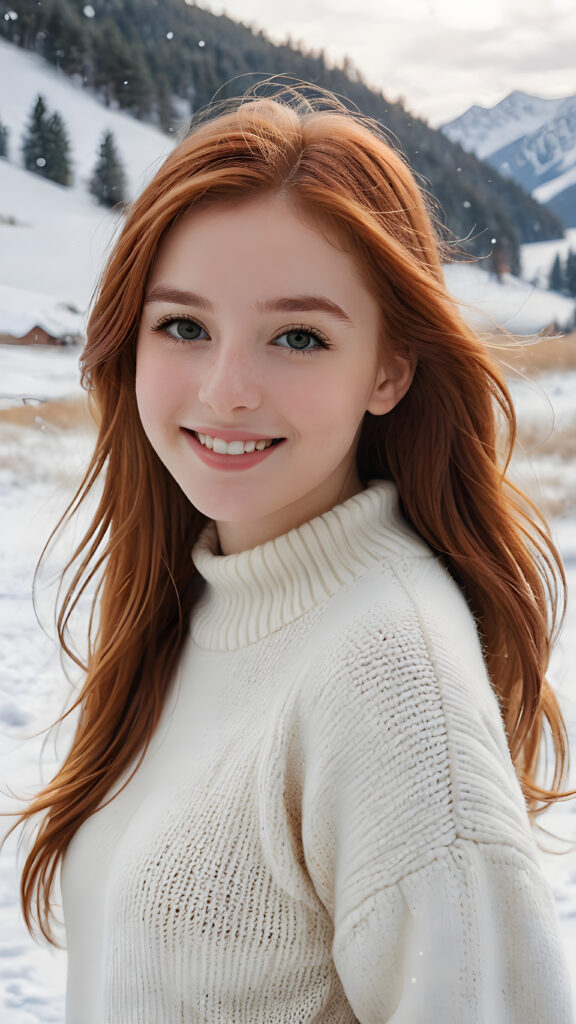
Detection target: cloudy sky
<box><xmin>197</xmin><ymin>0</ymin><xmax>575</xmax><ymax>126</ymax></box>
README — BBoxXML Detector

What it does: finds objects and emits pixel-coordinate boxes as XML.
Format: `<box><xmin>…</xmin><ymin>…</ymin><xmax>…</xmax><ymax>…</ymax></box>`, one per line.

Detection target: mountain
<box><xmin>1</xmin><ymin>40</ymin><xmax>573</xmax><ymax>337</ymax></box>
<box><xmin>442</xmin><ymin>92</ymin><xmax>576</xmax><ymax>227</ymax></box>
<box><xmin>0</xmin><ymin>0</ymin><xmax>565</xmax><ymax>270</ymax></box>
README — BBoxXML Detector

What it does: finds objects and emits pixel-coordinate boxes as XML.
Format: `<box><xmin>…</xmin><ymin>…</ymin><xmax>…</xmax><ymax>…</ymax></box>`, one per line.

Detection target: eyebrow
<box><xmin>143</xmin><ymin>286</ymin><xmax>355</xmax><ymax>326</ymax></box>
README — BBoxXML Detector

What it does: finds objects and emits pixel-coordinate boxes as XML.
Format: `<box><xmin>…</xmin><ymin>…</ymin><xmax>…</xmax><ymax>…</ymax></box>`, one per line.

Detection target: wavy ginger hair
<box><xmin>12</xmin><ymin>82</ymin><xmax>574</xmax><ymax>942</ymax></box>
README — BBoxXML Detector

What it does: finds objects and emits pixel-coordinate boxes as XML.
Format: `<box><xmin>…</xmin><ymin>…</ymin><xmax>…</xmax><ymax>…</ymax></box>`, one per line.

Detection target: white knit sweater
<box><xmin>61</xmin><ymin>480</ymin><xmax>573</xmax><ymax>1023</ymax></box>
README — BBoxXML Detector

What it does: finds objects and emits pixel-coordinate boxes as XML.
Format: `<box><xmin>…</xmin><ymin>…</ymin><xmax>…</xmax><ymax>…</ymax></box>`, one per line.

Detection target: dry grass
<box><xmin>487</xmin><ymin>330</ymin><xmax>576</xmax><ymax>376</ymax></box>
<box><xmin>516</xmin><ymin>420</ymin><xmax>576</xmax><ymax>461</ymax></box>
<box><xmin>0</xmin><ymin>394</ymin><xmax>96</xmax><ymax>430</ymax></box>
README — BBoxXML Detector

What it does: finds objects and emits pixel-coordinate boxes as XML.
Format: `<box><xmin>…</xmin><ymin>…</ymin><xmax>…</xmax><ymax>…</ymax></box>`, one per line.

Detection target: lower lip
<box><xmin>182</xmin><ymin>429</ymin><xmax>285</xmax><ymax>471</ymax></box>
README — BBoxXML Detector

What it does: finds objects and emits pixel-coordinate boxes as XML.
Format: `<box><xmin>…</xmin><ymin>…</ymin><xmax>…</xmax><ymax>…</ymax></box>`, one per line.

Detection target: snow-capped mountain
<box><xmin>441</xmin><ymin>91</ymin><xmax>576</xmax><ymax>227</ymax></box>
<box><xmin>441</xmin><ymin>92</ymin><xmax>572</xmax><ymax>161</ymax></box>
<box><xmin>0</xmin><ymin>40</ymin><xmax>574</xmax><ymax>334</ymax></box>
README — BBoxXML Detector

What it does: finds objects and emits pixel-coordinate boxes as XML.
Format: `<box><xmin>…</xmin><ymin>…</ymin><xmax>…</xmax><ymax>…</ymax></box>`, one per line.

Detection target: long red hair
<box><xmin>9</xmin><ymin>81</ymin><xmax>574</xmax><ymax>942</ymax></box>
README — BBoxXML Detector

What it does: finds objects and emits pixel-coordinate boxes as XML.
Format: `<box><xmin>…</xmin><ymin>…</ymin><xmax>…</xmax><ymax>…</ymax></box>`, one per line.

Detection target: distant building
<box><xmin>0</xmin><ymin>283</ymin><xmax>84</xmax><ymax>346</ymax></box>
<box><xmin>0</xmin><ymin>324</ymin><xmax>77</xmax><ymax>346</ymax></box>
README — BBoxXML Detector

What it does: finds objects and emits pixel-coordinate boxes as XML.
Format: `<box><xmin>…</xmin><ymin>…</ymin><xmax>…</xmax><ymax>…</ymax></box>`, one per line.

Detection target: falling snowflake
<box><xmin>36</xmin><ymin>157</ymin><xmax>46</xmax><ymax>167</ymax></box>
<box><xmin>199</xmin><ymin>40</ymin><xmax>206</xmax><ymax>47</ymax></box>
<box><xmin>83</xmin><ymin>4</ymin><xmax>95</xmax><ymax>16</ymax></box>
<box><xmin>166</xmin><ymin>31</ymin><xmax>174</xmax><ymax>39</ymax></box>
<box><xmin>4</xmin><ymin>10</ymin><xmax>18</xmax><ymax>20</ymax></box>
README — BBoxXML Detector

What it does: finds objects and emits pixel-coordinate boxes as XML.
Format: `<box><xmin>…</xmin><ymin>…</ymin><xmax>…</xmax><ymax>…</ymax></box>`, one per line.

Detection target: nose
<box><xmin>197</xmin><ymin>340</ymin><xmax>262</xmax><ymax>414</ymax></box>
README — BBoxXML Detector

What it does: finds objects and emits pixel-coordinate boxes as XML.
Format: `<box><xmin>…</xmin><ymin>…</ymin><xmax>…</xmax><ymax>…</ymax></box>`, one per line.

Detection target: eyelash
<box><xmin>150</xmin><ymin>314</ymin><xmax>331</xmax><ymax>356</ymax></box>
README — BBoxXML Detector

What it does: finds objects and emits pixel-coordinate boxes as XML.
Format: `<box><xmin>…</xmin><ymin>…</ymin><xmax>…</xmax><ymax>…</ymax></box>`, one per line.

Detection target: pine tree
<box><xmin>92</xmin><ymin>19</ymin><xmax>154</xmax><ymax>117</ymax></box>
<box><xmin>548</xmin><ymin>253</ymin><xmax>564</xmax><ymax>293</ymax></box>
<box><xmin>565</xmin><ymin>250</ymin><xmax>576</xmax><ymax>298</ymax></box>
<box><xmin>44</xmin><ymin>110</ymin><xmax>73</xmax><ymax>186</ymax></box>
<box><xmin>0</xmin><ymin>119</ymin><xmax>8</xmax><ymax>159</ymax></box>
<box><xmin>89</xmin><ymin>130</ymin><xmax>128</xmax><ymax>208</ymax></box>
<box><xmin>21</xmin><ymin>95</ymin><xmax>72</xmax><ymax>185</ymax></box>
<box><xmin>22</xmin><ymin>94</ymin><xmax>49</xmax><ymax>174</ymax></box>
<box><xmin>43</xmin><ymin>0</ymin><xmax>89</xmax><ymax>75</ymax></box>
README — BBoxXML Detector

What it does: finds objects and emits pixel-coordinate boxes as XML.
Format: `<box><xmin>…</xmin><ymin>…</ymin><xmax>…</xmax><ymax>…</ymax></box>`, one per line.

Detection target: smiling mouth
<box><xmin>187</xmin><ymin>430</ymin><xmax>284</xmax><ymax>455</ymax></box>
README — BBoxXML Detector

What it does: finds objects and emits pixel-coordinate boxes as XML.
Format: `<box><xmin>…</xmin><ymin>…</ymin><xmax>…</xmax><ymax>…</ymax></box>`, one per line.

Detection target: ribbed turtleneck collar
<box><xmin>190</xmin><ymin>480</ymin><xmax>432</xmax><ymax>651</ymax></box>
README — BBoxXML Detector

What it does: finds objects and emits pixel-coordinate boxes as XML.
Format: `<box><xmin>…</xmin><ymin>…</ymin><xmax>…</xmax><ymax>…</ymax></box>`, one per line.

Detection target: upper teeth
<box><xmin>196</xmin><ymin>432</ymin><xmax>275</xmax><ymax>455</ymax></box>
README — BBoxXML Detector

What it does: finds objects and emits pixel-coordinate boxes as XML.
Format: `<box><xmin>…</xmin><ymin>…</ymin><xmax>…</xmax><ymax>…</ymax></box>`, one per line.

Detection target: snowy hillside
<box><xmin>0</xmin><ymin>37</ymin><xmax>174</xmax><ymax>198</ymax></box>
<box><xmin>0</xmin><ymin>155</ymin><xmax>119</xmax><ymax>310</ymax></box>
<box><xmin>0</xmin><ymin>40</ymin><xmax>574</xmax><ymax>336</ymax></box>
<box><xmin>441</xmin><ymin>91</ymin><xmax>576</xmax><ymax>228</ymax></box>
<box><xmin>0</xmin><ymin>38</ymin><xmax>174</xmax><ymax>311</ymax></box>
<box><xmin>444</xmin><ymin>262</ymin><xmax>575</xmax><ymax>334</ymax></box>
<box><xmin>520</xmin><ymin>228</ymin><xmax>576</xmax><ymax>289</ymax></box>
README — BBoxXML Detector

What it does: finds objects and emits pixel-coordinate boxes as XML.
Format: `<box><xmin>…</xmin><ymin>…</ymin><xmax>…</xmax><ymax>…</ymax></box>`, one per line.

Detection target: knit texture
<box><xmin>61</xmin><ymin>480</ymin><xmax>574</xmax><ymax>1023</ymax></box>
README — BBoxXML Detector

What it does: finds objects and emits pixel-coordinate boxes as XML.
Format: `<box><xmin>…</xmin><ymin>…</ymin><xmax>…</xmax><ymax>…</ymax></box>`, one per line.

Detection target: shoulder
<box><xmin>304</xmin><ymin>552</ymin><xmax>495</xmax><ymax>732</ymax></box>
<box><xmin>298</xmin><ymin>555</ymin><xmax>536</xmax><ymax>874</ymax></box>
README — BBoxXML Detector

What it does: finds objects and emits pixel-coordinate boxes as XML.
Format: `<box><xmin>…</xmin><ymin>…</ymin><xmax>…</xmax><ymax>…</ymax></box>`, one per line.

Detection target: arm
<box><xmin>331</xmin><ymin>838</ymin><xmax>572</xmax><ymax>1022</ymax></box>
<box><xmin>299</xmin><ymin>599</ymin><xmax>574</xmax><ymax>1023</ymax></box>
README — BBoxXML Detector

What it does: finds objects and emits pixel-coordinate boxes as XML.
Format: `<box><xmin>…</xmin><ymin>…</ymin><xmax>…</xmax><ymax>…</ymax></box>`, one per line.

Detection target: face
<box><xmin>136</xmin><ymin>193</ymin><xmax>412</xmax><ymax>554</ymax></box>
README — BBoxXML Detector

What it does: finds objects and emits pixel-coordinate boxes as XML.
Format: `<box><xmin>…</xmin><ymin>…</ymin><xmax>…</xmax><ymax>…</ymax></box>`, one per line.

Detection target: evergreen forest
<box><xmin>1</xmin><ymin>0</ymin><xmax>566</xmax><ymax>269</ymax></box>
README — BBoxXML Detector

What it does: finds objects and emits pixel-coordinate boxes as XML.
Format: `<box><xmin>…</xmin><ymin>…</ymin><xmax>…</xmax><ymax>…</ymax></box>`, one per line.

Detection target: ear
<box><xmin>366</xmin><ymin>350</ymin><xmax>415</xmax><ymax>416</ymax></box>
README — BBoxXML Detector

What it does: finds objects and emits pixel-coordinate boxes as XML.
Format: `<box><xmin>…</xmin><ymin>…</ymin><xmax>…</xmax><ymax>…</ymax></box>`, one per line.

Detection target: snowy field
<box><xmin>0</xmin><ymin>344</ymin><xmax>575</xmax><ymax>1022</ymax></box>
<box><xmin>0</xmin><ymin>344</ymin><xmax>88</xmax><ymax>1022</ymax></box>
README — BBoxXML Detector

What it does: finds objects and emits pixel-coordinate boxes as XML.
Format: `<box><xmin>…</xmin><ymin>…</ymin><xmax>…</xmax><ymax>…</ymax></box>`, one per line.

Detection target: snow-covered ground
<box><xmin>0</xmin><ymin>283</ymin><xmax>83</xmax><ymax>349</ymax></box>
<box><xmin>520</xmin><ymin>228</ymin><xmax>576</xmax><ymax>290</ymax></box>
<box><xmin>1</xmin><ymin>344</ymin><xmax>576</xmax><ymax>1022</ymax></box>
<box><xmin>0</xmin><ymin>157</ymin><xmax>119</xmax><ymax>311</ymax></box>
<box><xmin>0</xmin><ymin>343</ymin><xmax>83</xmax><ymax>404</ymax></box>
<box><xmin>0</xmin><ymin>432</ymin><xmax>90</xmax><ymax>1024</ymax></box>
<box><xmin>444</xmin><ymin>261</ymin><xmax>575</xmax><ymax>334</ymax></box>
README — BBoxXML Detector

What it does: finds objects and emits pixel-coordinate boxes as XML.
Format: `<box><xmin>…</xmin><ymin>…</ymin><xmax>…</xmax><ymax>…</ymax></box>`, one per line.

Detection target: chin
<box><xmin>182</xmin><ymin>489</ymin><xmax>270</xmax><ymax>524</ymax></box>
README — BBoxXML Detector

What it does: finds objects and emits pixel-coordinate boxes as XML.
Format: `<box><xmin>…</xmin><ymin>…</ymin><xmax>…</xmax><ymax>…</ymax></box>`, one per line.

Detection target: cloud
<box><xmin>360</xmin><ymin>10</ymin><xmax>576</xmax><ymax>122</ymax></box>
<box><xmin>200</xmin><ymin>0</ymin><xmax>576</xmax><ymax>123</ymax></box>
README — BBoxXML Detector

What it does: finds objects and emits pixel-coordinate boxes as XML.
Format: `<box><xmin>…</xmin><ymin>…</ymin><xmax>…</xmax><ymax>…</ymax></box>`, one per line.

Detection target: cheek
<box><xmin>286</xmin><ymin>366</ymin><xmax>375</xmax><ymax>435</ymax></box>
<box><xmin>135</xmin><ymin>341</ymin><xmax>182</xmax><ymax>424</ymax></box>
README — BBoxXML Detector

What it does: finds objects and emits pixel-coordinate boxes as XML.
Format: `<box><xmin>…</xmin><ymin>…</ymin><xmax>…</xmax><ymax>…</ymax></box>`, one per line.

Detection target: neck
<box><xmin>190</xmin><ymin>479</ymin><xmax>434</xmax><ymax>651</ymax></box>
<box><xmin>215</xmin><ymin>466</ymin><xmax>365</xmax><ymax>555</ymax></box>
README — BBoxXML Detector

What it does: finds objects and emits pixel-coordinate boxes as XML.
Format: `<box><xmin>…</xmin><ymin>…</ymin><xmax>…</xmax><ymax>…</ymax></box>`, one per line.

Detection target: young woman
<box><xmin>12</xmin><ymin>82</ymin><xmax>576</xmax><ymax>1021</ymax></box>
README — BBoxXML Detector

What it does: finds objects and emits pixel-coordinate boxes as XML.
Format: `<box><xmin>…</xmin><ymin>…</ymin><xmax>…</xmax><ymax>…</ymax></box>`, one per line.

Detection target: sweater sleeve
<box><xmin>297</xmin><ymin>592</ymin><xmax>574</xmax><ymax>1023</ymax></box>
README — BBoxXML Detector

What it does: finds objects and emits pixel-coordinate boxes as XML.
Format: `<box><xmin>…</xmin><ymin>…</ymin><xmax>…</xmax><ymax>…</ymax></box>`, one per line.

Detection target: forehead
<box><xmin>148</xmin><ymin>194</ymin><xmax>368</xmax><ymax>294</ymax></box>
